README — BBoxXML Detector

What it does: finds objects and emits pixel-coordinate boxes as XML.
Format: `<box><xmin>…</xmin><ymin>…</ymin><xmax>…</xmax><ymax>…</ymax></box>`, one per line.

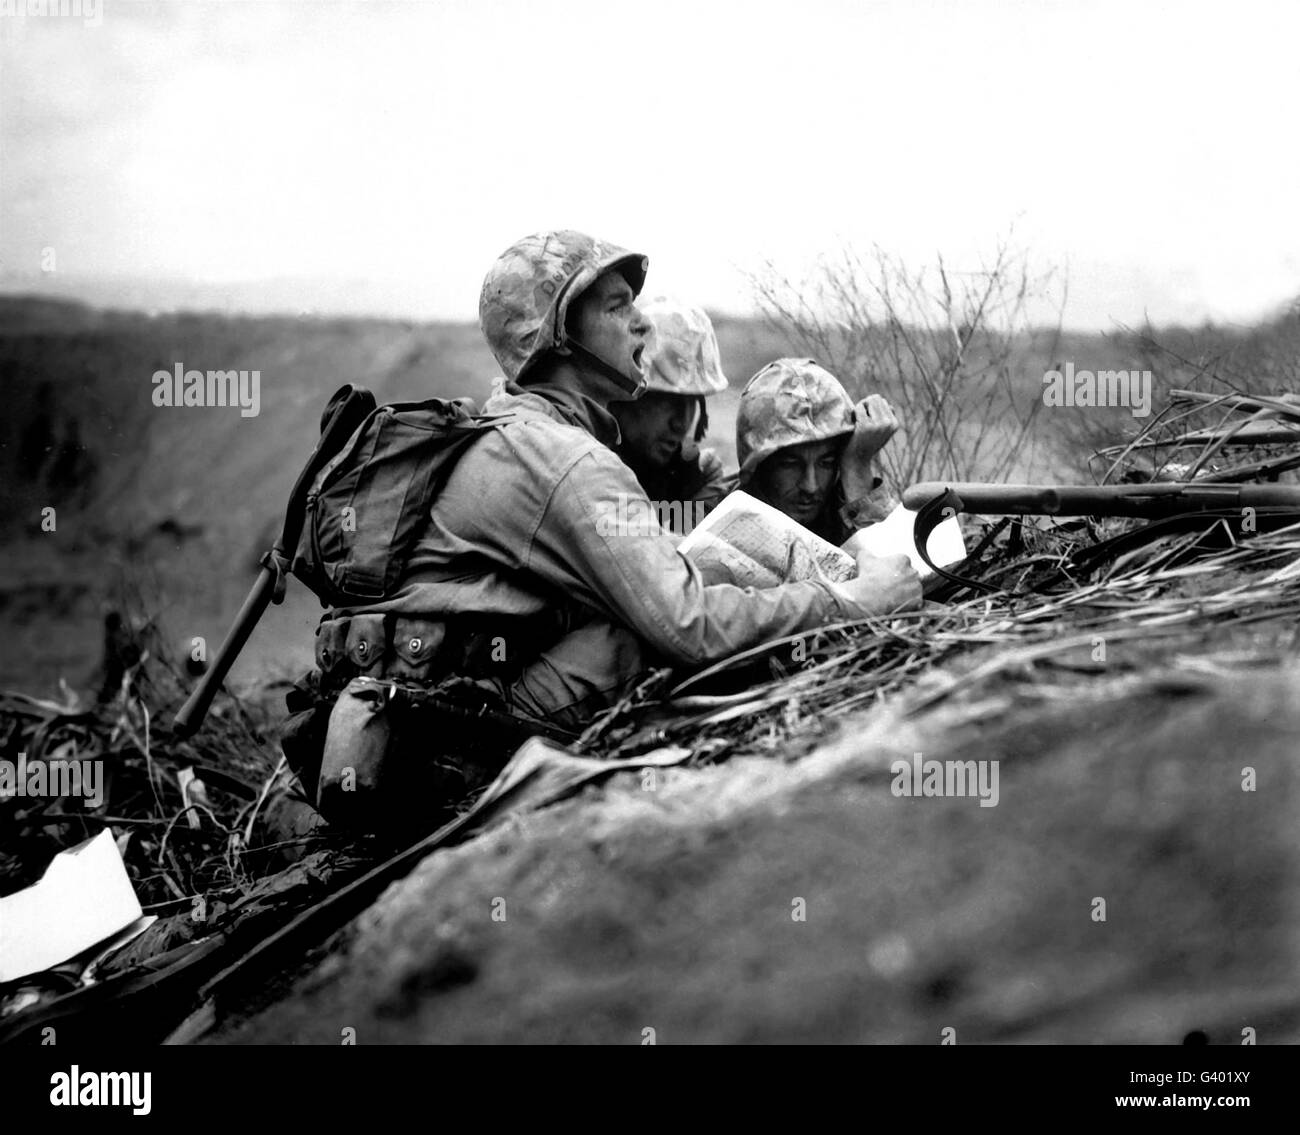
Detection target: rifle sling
<box><xmin>912</xmin><ymin>488</ymin><xmax>1002</xmax><ymax>595</ymax></box>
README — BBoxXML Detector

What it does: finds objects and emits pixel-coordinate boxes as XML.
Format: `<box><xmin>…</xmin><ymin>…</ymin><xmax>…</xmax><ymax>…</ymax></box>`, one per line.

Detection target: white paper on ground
<box><xmin>80</xmin><ymin>914</ymin><xmax>159</xmax><ymax>984</ymax></box>
<box><xmin>0</xmin><ymin>828</ymin><xmax>144</xmax><ymax>983</ymax></box>
<box><xmin>846</xmin><ymin>502</ymin><xmax>967</xmax><ymax>579</ymax></box>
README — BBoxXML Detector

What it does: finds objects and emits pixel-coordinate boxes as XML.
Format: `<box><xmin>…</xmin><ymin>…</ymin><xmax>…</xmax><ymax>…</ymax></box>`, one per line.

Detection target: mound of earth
<box><xmin>211</xmin><ymin>664</ymin><xmax>1300</xmax><ymax>1045</ymax></box>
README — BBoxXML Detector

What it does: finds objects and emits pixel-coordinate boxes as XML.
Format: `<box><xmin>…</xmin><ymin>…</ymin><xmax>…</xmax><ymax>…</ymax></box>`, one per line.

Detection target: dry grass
<box><xmin>576</xmin><ymin>511</ymin><xmax>1300</xmax><ymax>769</ymax></box>
<box><xmin>0</xmin><ymin>626</ymin><xmax>303</xmax><ymax>908</ymax></box>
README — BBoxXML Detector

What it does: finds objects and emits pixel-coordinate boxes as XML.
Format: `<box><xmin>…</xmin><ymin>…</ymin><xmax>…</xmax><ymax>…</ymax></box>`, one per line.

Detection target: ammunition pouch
<box><xmin>282</xmin><ymin>608</ymin><xmax>575</xmax><ymax>832</ymax></box>
<box><xmin>311</xmin><ymin>609</ymin><xmax>568</xmax><ymax>696</ymax></box>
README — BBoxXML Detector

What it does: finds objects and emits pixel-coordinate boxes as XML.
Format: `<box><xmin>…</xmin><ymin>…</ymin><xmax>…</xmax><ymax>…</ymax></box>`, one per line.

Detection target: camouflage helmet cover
<box><xmin>479</xmin><ymin>230</ymin><xmax>649</xmax><ymax>382</ymax></box>
<box><xmin>735</xmin><ymin>358</ymin><xmax>856</xmax><ymax>485</ymax></box>
<box><xmin>638</xmin><ymin>295</ymin><xmax>729</xmax><ymax>397</ymax></box>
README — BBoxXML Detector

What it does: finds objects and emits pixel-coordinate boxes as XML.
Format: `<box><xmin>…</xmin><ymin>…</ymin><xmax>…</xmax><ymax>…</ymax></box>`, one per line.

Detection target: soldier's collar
<box><xmin>505</xmin><ymin>379</ymin><xmax>622</xmax><ymax>448</ymax></box>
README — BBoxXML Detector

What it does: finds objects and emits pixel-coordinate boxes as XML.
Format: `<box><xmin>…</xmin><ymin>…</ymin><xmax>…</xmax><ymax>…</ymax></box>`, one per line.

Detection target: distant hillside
<box><xmin>0</xmin><ymin>299</ymin><xmax>794</xmax><ymax>693</ymax></box>
<box><xmin>0</xmin><ymin>301</ymin><xmax>498</xmax><ymax>690</ymax></box>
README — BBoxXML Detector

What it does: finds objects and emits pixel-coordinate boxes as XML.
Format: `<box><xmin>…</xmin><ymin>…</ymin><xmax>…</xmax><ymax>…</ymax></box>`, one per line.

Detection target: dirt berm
<box><xmin>213</xmin><ymin>666</ymin><xmax>1300</xmax><ymax>1044</ymax></box>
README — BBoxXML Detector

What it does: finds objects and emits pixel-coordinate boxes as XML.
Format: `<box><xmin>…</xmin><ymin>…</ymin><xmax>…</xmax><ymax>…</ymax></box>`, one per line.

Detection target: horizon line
<box><xmin>0</xmin><ymin>275</ymin><xmax>1293</xmax><ymax>337</ymax></box>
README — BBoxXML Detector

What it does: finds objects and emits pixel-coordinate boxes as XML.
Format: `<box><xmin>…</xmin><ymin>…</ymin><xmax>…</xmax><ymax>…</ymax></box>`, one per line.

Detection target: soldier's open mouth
<box><xmin>632</xmin><ymin>344</ymin><xmax>645</xmax><ymax>373</ymax></box>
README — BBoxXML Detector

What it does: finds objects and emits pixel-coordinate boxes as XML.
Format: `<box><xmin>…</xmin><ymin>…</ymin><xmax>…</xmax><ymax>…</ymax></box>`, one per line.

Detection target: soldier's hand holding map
<box><xmin>677</xmin><ymin>490</ymin><xmax>961</xmax><ymax>613</ymax></box>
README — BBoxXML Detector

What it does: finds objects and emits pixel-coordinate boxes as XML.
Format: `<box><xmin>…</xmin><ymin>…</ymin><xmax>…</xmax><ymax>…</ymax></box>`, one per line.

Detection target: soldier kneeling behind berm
<box><xmin>279</xmin><ymin>230</ymin><xmax>921</xmax><ymax>831</ymax></box>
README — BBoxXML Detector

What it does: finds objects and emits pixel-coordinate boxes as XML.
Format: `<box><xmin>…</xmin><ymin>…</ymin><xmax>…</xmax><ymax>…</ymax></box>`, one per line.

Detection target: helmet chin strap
<box><xmin>564</xmin><ymin>336</ymin><xmax>646</xmax><ymax>398</ymax></box>
<box><xmin>679</xmin><ymin>399</ymin><xmax>703</xmax><ymax>462</ymax></box>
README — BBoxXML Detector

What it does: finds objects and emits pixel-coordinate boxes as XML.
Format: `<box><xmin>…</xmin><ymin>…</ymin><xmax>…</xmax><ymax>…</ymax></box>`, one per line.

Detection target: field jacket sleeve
<box><xmin>522</xmin><ymin>444</ymin><xmax>856</xmax><ymax>667</ymax></box>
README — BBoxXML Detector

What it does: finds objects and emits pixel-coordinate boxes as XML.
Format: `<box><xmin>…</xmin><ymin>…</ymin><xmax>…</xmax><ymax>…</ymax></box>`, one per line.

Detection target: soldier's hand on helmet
<box><xmin>846</xmin><ymin>395</ymin><xmax>899</xmax><ymax>459</ymax></box>
<box><xmin>840</xmin><ymin>395</ymin><xmax>899</xmax><ymax>499</ymax></box>
<box><xmin>830</xmin><ymin>550</ymin><xmax>922</xmax><ymax>617</ymax></box>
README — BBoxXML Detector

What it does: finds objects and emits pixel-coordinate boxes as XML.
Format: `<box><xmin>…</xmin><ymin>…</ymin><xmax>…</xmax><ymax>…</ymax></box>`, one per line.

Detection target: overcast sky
<box><xmin>1</xmin><ymin>0</ymin><xmax>1296</xmax><ymax>328</ymax></box>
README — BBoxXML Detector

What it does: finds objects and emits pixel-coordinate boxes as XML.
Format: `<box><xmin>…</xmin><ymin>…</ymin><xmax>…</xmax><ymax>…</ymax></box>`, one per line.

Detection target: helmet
<box><xmin>639</xmin><ymin>295</ymin><xmax>729</xmax><ymax>396</ymax></box>
<box><xmin>478</xmin><ymin>229</ymin><xmax>649</xmax><ymax>385</ymax></box>
<box><xmin>735</xmin><ymin>359</ymin><xmax>855</xmax><ymax>485</ymax></box>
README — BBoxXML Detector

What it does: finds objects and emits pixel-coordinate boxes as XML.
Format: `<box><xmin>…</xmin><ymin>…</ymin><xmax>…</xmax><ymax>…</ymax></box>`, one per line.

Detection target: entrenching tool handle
<box><xmin>171</xmin><ymin>383</ymin><xmax>376</xmax><ymax>739</ymax></box>
<box><xmin>172</xmin><ymin>562</ymin><xmax>279</xmax><ymax>738</ymax></box>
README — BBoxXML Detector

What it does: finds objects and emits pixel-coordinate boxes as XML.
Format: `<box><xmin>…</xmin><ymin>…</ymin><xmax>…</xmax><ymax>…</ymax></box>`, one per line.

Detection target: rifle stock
<box><xmin>903</xmin><ymin>481</ymin><xmax>1300</xmax><ymax>518</ymax></box>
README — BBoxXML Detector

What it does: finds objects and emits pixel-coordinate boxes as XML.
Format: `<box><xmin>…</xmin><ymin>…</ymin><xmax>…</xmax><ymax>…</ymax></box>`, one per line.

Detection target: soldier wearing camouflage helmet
<box><xmin>737</xmin><ymin>358</ymin><xmax>901</xmax><ymax>543</ymax></box>
<box><xmin>478</xmin><ymin>229</ymin><xmax>652</xmax><ymax>394</ymax></box>
<box><xmin>610</xmin><ymin>295</ymin><xmax>735</xmax><ymax>532</ymax></box>
<box><xmin>353</xmin><ymin>232</ymin><xmax>920</xmax><ymax>733</ymax></box>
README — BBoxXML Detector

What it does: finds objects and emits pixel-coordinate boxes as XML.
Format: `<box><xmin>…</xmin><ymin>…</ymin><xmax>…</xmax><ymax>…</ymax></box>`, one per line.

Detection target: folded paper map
<box><xmin>678</xmin><ymin>492</ymin><xmax>966</xmax><ymax>589</ymax></box>
<box><xmin>677</xmin><ymin>491</ymin><xmax>858</xmax><ymax>588</ymax></box>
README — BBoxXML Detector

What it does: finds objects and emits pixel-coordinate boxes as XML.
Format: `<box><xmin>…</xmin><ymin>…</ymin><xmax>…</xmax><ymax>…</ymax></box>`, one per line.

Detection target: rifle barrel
<box><xmin>902</xmin><ymin>481</ymin><xmax>1300</xmax><ymax>517</ymax></box>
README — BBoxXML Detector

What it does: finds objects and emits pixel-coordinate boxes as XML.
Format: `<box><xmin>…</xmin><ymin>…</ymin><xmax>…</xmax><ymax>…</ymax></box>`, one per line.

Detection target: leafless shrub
<box><xmin>1063</xmin><ymin>303</ymin><xmax>1300</xmax><ymax>479</ymax></box>
<box><xmin>750</xmin><ymin>236</ymin><xmax>1066</xmax><ymax>485</ymax></box>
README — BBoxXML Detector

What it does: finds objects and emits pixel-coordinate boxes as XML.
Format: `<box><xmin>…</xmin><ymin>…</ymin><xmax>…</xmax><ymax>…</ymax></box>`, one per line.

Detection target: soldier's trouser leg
<box><xmin>480</xmin><ymin>618</ymin><xmax>648</xmax><ymax>731</ymax></box>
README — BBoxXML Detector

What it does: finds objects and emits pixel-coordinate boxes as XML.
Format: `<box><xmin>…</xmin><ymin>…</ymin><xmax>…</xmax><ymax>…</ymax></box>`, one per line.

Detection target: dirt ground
<box><xmin>213</xmin><ymin>664</ymin><xmax>1300</xmax><ymax>1045</ymax></box>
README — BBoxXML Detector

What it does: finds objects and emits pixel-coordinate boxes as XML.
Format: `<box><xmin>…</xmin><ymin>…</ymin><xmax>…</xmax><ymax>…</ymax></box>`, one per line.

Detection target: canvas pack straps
<box><xmin>293</xmin><ymin>396</ymin><xmax>515</xmax><ymax>608</ymax></box>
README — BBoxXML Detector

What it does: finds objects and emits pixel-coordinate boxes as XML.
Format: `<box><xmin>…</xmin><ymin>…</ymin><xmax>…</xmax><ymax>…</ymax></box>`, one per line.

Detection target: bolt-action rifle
<box><xmin>901</xmin><ymin>479</ymin><xmax>1300</xmax><ymax>594</ymax></box>
<box><xmin>902</xmin><ymin>481</ymin><xmax>1300</xmax><ymax>519</ymax></box>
